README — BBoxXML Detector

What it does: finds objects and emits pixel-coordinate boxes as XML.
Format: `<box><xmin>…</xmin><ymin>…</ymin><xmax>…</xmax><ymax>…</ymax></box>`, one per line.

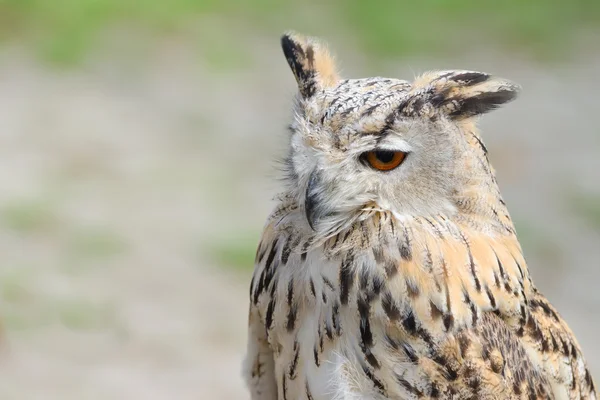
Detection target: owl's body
<box><xmin>244</xmin><ymin>33</ymin><xmax>596</xmax><ymax>399</ymax></box>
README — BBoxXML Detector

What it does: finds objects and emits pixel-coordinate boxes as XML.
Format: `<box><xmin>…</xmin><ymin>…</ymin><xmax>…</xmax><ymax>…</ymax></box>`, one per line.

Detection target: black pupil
<box><xmin>375</xmin><ymin>151</ymin><xmax>395</xmax><ymax>163</ymax></box>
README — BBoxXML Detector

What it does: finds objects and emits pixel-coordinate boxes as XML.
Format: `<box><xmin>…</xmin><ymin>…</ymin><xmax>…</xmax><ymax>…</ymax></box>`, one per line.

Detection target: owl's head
<box><xmin>280</xmin><ymin>32</ymin><xmax>520</xmax><ymax>239</ymax></box>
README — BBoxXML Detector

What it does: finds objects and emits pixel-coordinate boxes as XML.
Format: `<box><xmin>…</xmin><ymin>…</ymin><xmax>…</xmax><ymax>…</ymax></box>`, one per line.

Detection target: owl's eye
<box><xmin>362</xmin><ymin>150</ymin><xmax>407</xmax><ymax>171</ymax></box>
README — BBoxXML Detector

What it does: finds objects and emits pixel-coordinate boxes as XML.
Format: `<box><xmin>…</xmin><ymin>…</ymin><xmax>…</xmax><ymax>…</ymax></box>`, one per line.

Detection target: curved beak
<box><xmin>304</xmin><ymin>170</ymin><xmax>321</xmax><ymax>230</ymax></box>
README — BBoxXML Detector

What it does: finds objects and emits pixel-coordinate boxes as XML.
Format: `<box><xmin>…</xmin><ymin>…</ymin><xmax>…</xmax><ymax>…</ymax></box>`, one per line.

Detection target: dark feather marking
<box><xmin>306</xmin><ymin>381</ymin><xmax>314</xmax><ymax>400</ymax></box>
<box><xmin>530</xmin><ymin>298</ymin><xmax>560</xmax><ymax>322</ymax></box>
<box><xmin>432</xmin><ymin>353</ymin><xmax>458</xmax><ymax>381</ymax></box>
<box><xmin>362</xmin><ymin>364</ymin><xmax>386</xmax><ymax>394</ymax></box>
<box><xmin>359</xmin><ymin>268</ymin><xmax>369</xmax><ymax>290</ymax></box>
<box><xmin>550</xmin><ymin>332</ymin><xmax>559</xmax><ymax>353</ymax></box>
<box><xmin>440</xmin><ymin>257</ymin><xmax>453</xmax><ymax>318</ymax></box>
<box><xmin>269</xmin><ymin>277</ymin><xmax>278</xmax><ymax>296</ymax></box>
<box><xmin>403</xmin><ymin>343</ymin><xmax>418</xmax><ymax>363</ymax></box>
<box><xmin>384</xmin><ymin>259</ymin><xmax>398</xmax><ymax>278</ymax></box>
<box><xmin>324</xmin><ymin>320</ymin><xmax>333</xmax><ymax>340</ymax></box>
<box><xmin>265</xmin><ymin>297</ymin><xmax>276</xmax><ymax>331</ymax></box>
<box><xmin>471</xmin><ymin>131</ymin><xmax>489</xmax><ymax>156</ymax></box>
<box><xmin>430</xmin><ymin>382</ymin><xmax>440</xmax><ymax>398</ymax></box>
<box><xmin>287</xmin><ymin>279</ymin><xmax>294</xmax><ymax>306</ymax></box>
<box><xmin>399</xmin><ymin>225</ymin><xmax>412</xmax><ymax>260</ymax></box>
<box><xmin>332</xmin><ymin>301</ymin><xmax>341</xmax><ymax>336</ymax></box>
<box><xmin>319</xmin><ymin>325</ymin><xmax>324</xmax><ymax>352</ymax></box>
<box><xmin>585</xmin><ymin>369</ymin><xmax>593</xmax><ymax>389</ymax></box>
<box><xmin>289</xmin><ymin>340</ymin><xmax>300</xmax><ymax>379</ymax></box>
<box><xmin>494</xmin><ymin>251</ymin><xmax>512</xmax><ymax>293</ymax></box>
<box><xmin>364</xmin><ymin>350</ymin><xmax>380</xmax><ymax>369</ymax></box>
<box><xmin>423</xmin><ymin>217</ymin><xmax>444</xmax><ymax>238</ymax></box>
<box><xmin>541</xmin><ymin>336</ymin><xmax>550</xmax><ymax>353</ymax></box>
<box><xmin>253</xmin><ymin>271</ymin><xmax>265</xmax><ymax>305</ymax></box>
<box><xmin>309</xmin><ymin>278</ymin><xmax>316</xmax><ymax>298</ymax></box>
<box><xmin>262</xmin><ymin>261</ymin><xmax>277</xmax><ymax>296</ymax></box>
<box><xmin>570</xmin><ymin>342</ymin><xmax>577</xmax><ymax>358</ymax></box>
<box><xmin>389</xmin><ymin>217</ymin><xmax>396</xmax><ymax>237</ymax></box>
<box><xmin>249</xmin><ymin>274</ymin><xmax>256</xmax><ymax>298</ymax></box>
<box><xmin>372</xmin><ymin>275</ymin><xmax>385</xmax><ymax>296</ymax></box>
<box><xmin>485</xmin><ymin>286</ymin><xmax>497</xmax><ymax>308</ymax></box>
<box><xmin>521</xmin><ymin>289</ymin><xmax>529</xmax><ymax>306</ymax></box>
<box><xmin>406</xmin><ymin>277</ymin><xmax>420</xmax><ymax>298</ymax></box>
<box><xmin>513</xmin><ymin>381</ymin><xmax>522</xmax><ymax>395</ymax></box>
<box><xmin>460</xmin><ymin>232</ymin><xmax>482</xmax><ymax>292</ymax></box>
<box><xmin>465</xmin><ymin>365</ymin><xmax>481</xmax><ymax>392</ymax></box>
<box><xmin>423</xmin><ymin>243</ymin><xmax>434</xmax><ymax>272</ymax></box>
<box><xmin>282</xmin><ymin>372</ymin><xmax>288</xmax><ymax>400</ymax></box>
<box><xmin>571</xmin><ymin>357</ymin><xmax>578</xmax><ymax>390</ymax></box>
<box><xmin>463</xmin><ymin>289</ymin><xmax>478</xmax><ymax>325</ymax></box>
<box><xmin>493</xmin><ymin>271</ymin><xmax>501</xmax><ymax>288</ymax></box>
<box><xmin>256</xmin><ymin>246</ymin><xmax>266</xmax><ymax>264</ymax></box>
<box><xmin>526</xmin><ymin>316</ymin><xmax>544</xmax><ymax>350</ymax></box>
<box><xmin>265</xmin><ymin>239</ymin><xmax>279</xmax><ymax>272</ymax></box>
<box><xmin>382</xmin><ymin>291</ymin><xmax>401</xmax><ymax>321</ymax></box>
<box><xmin>395</xmin><ymin>374</ymin><xmax>423</xmax><ymax>396</ymax></box>
<box><xmin>560</xmin><ymin>337</ymin><xmax>570</xmax><ymax>357</ymax></box>
<box><xmin>280</xmin><ymin>236</ymin><xmax>292</xmax><ymax>265</ymax></box>
<box><xmin>430</xmin><ymin>300</ymin><xmax>443</xmax><ymax>321</ymax></box>
<box><xmin>300</xmin><ymin>241</ymin><xmax>309</xmax><ymax>261</ymax></box>
<box><xmin>384</xmin><ymin>334</ymin><xmax>398</xmax><ymax>349</ymax></box>
<box><xmin>341</xmin><ymin>228</ymin><xmax>353</xmax><ymax>244</ymax></box>
<box><xmin>514</xmin><ymin>257</ymin><xmax>525</xmax><ymax>280</ymax></box>
<box><xmin>322</xmin><ymin>275</ymin><xmax>335</xmax><ymax>291</ymax></box>
<box><xmin>253</xmin><ymin>240</ymin><xmax>279</xmax><ymax>304</ymax></box>
<box><xmin>358</xmin><ymin>295</ymin><xmax>379</xmax><ymax>368</ymax></box>
<box><xmin>286</xmin><ymin>303</ymin><xmax>298</xmax><ymax>332</ymax></box>
<box><xmin>402</xmin><ymin>310</ymin><xmax>417</xmax><ymax>335</ymax></box>
<box><xmin>339</xmin><ymin>254</ymin><xmax>355</xmax><ymax>305</ymax></box>
<box><xmin>519</xmin><ymin>304</ymin><xmax>528</xmax><ymax>327</ymax></box>
<box><xmin>458</xmin><ymin>334</ymin><xmax>471</xmax><ymax>358</ymax></box>
<box><xmin>443</xmin><ymin>314</ymin><xmax>454</xmax><ymax>331</ymax></box>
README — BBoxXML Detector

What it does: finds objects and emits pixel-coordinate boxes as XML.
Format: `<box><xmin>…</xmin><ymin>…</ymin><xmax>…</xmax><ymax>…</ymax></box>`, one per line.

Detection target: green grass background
<box><xmin>1</xmin><ymin>0</ymin><xmax>599</xmax><ymax>64</ymax></box>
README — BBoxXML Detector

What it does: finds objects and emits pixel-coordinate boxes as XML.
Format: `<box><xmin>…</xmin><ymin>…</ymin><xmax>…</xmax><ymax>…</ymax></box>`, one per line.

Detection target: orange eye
<box><xmin>363</xmin><ymin>150</ymin><xmax>407</xmax><ymax>171</ymax></box>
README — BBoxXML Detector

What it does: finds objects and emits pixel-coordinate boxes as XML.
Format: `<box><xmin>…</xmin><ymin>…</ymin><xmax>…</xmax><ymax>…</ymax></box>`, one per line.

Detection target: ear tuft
<box><xmin>447</xmin><ymin>71</ymin><xmax>491</xmax><ymax>86</ymax></box>
<box><xmin>447</xmin><ymin>85</ymin><xmax>519</xmax><ymax>118</ymax></box>
<box><xmin>414</xmin><ymin>70</ymin><xmax>520</xmax><ymax>120</ymax></box>
<box><xmin>281</xmin><ymin>32</ymin><xmax>339</xmax><ymax>99</ymax></box>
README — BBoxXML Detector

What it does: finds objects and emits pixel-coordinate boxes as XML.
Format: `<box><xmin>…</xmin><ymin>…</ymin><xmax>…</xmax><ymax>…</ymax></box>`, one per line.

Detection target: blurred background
<box><xmin>0</xmin><ymin>1</ymin><xmax>598</xmax><ymax>398</ymax></box>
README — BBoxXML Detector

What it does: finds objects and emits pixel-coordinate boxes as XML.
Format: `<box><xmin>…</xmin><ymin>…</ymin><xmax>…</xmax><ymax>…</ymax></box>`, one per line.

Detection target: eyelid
<box><xmin>374</xmin><ymin>147</ymin><xmax>412</xmax><ymax>154</ymax></box>
<box><xmin>375</xmin><ymin>139</ymin><xmax>412</xmax><ymax>153</ymax></box>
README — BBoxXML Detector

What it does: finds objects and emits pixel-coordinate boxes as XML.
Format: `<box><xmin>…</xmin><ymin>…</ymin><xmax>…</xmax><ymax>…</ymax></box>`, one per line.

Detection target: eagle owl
<box><xmin>243</xmin><ymin>32</ymin><xmax>596</xmax><ymax>400</ymax></box>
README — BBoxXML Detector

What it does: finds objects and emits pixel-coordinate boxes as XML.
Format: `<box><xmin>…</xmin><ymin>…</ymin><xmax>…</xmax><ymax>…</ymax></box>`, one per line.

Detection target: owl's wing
<box><xmin>383</xmin><ymin>293</ymin><xmax>594</xmax><ymax>399</ymax></box>
<box><xmin>422</xmin><ymin>310</ymin><xmax>555</xmax><ymax>399</ymax></box>
<box><xmin>368</xmin><ymin>215</ymin><xmax>597</xmax><ymax>399</ymax></box>
<box><xmin>445</xmin><ymin>289</ymin><xmax>597</xmax><ymax>399</ymax></box>
<box><xmin>243</xmin><ymin>224</ymin><xmax>278</xmax><ymax>400</ymax></box>
<box><xmin>511</xmin><ymin>288</ymin><xmax>596</xmax><ymax>399</ymax></box>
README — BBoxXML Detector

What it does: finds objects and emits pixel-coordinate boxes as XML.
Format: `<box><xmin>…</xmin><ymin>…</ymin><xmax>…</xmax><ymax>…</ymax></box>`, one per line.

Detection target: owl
<box><xmin>243</xmin><ymin>32</ymin><xmax>597</xmax><ymax>400</ymax></box>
